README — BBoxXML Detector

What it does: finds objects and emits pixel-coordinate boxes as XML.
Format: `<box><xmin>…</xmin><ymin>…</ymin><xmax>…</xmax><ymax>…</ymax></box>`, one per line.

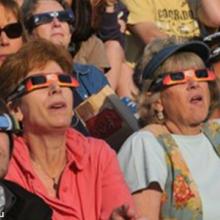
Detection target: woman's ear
<box><xmin>152</xmin><ymin>96</ymin><xmax>164</xmax><ymax>113</ymax></box>
<box><xmin>7</xmin><ymin>101</ymin><xmax>23</xmax><ymax>122</ymax></box>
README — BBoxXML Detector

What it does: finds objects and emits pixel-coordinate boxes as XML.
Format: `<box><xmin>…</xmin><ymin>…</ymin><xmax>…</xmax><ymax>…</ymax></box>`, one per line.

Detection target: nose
<box><xmin>48</xmin><ymin>81</ymin><xmax>62</xmax><ymax>95</ymax></box>
<box><xmin>187</xmin><ymin>78</ymin><xmax>200</xmax><ymax>89</ymax></box>
<box><xmin>0</xmin><ymin>31</ymin><xmax>10</xmax><ymax>46</ymax></box>
<box><xmin>51</xmin><ymin>17</ymin><xmax>61</xmax><ymax>27</ymax></box>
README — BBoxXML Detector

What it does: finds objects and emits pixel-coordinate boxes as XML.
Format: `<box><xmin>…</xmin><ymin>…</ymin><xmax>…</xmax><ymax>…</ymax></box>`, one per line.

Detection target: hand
<box><xmin>109</xmin><ymin>204</ymin><xmax>147</xmax><ymax>220</ymax></box>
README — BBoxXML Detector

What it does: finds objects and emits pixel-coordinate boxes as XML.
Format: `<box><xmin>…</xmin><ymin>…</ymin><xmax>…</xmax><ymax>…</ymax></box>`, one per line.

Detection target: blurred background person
<box><xmin>0</xmin><ymin>0</ymin><xmax>26</xmax><ymax>66</ymax></box>
<box><xmin>91</xmin><ymin>0</ymin><xmax>138</xmax><ymax>101</ymax></box>
<box><xmin>68</xmin><ymin>0</ymin><xmax>110</xmax><ymax>72</ymax></box>
<box><xmin>122</xmin><ymin>0</ymin><xmax>220</xmax><ymax>67</ymax></box>
<box><xmin>118</xmin><ymin>37</ymin><xmax>220</xmax><ymax>220</ymax></box>
<box><xmin>203</xmin><ymin>32</ymin><xmax>220</xmax><ymax>118</ymax></box>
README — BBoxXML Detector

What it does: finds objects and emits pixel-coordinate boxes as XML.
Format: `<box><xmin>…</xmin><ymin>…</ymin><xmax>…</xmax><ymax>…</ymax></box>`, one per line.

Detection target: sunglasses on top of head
<box><xmin>26</xmin><ymin>9</ymin><xmax>75</xmax><ymax>31</ymax></box>
<box><xmin>7</xmin><ymin>73</ymin><xmax>79</xmax><ymax>102</ymax></box>
<box><xmin>149</xmin><ymin>68</ymin><xmax>216</xmax><ymax>91</ymax></box>
<box><xmin>0</xmin><ymin>22</ymin><xmax>22</xmax><ymax>39</ymax></box>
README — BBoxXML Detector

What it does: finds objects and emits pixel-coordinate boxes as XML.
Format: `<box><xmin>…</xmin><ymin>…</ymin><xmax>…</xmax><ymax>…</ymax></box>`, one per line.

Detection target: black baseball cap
<box><xmin>142</xmin><ymin>40</ymin><xmax>210</xmax><ymax>80</ymax></box>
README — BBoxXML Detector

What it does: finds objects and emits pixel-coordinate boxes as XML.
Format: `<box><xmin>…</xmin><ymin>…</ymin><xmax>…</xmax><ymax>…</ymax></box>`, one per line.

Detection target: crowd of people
<box><xmin>1</xmin><ymin>0</ymin><xmax>220</xmax><ymax>219</ymax></box>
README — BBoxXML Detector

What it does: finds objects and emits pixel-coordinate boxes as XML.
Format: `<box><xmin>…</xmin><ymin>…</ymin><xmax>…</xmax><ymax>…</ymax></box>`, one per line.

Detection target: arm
<box><xmin>132</xmin><ymin>183</ymin><xmax>162</xmax><ymax>220</ymax></box>
<box><xmin>197</xmin><ymin>0</ymin><xmax>220</xmax><ymax>27</ymax></box>
<box><xmin>118</xmin><ymin>131</ymin><xmax>168</xmax><ymax>220</ymax></box>
<box><xmin>129</xmin><ymin>22</ymin><xmax>168</xmax><ymax>45</ymax></box>
<box><xmin>121</xmin><ymin>0</ymin><xmax>168</xmax><ymax>44</ymax></box>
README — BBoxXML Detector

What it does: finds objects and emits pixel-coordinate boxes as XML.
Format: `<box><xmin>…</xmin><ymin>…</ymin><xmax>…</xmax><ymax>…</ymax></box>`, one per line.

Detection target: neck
<box><xmin>165</xmin><ymin>120</ymin><xmax>202</xmax><ymax>135</ymax></box>
<box><xmin>24</xmin><ymin>131</ymin><xmax>67</xmax><ymax>170</ymax></box>
<box><xmin>24</xmin><ymin>131</ymin><xmax>68</xmax><ymax>196</ymax></box>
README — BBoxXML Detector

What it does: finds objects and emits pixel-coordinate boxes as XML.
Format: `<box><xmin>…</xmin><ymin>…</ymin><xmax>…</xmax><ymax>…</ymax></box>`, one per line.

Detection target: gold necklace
<box><xmin>32</xmin><ymin>159</ymin><xmax>66</xmax><ymax>190</ymax></box>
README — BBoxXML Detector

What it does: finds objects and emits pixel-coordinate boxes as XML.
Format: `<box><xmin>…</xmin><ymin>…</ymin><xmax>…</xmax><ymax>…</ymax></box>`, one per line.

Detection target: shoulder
<box><xmin>118</xmin><ymin>129</ymin><xmax>165</xmax><ymax>159</ymax></box>
<box><xmin>121</xmin><ymin>129</ymin><xmax>162</xmax><ymax>149</ymax></box>
<box><xmin>118</xmin><ymin>130</ymin><xmax>168</xmax><ymax>192</ymax></box>
<box><xmin>67</xmin><ymin>128</ymin><xmax>116</xmax><ymax>160</ymax></box>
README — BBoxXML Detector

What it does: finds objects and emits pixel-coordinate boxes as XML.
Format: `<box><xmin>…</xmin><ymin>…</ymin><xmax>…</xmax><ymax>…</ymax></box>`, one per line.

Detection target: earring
<box><xmin>157</xmin><ymin>111</ymin><xmax>164</xmax><ymax>121</ymax></box>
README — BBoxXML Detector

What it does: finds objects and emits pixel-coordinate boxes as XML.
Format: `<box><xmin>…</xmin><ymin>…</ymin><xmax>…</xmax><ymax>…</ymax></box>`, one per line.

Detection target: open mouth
<box><xmin>51</xmin><ymin>32</ymin><xmax>64</xmax><ymax>37</ymax></box>
<box><xmin>48</xmin><ymin>101</ymin><xmax>67</xmax><ymax>110</ymax></box>
<box><xmin>190</xmin><ymin>95</ymin><xmax>203</xmax><ymax>104</ymax></box>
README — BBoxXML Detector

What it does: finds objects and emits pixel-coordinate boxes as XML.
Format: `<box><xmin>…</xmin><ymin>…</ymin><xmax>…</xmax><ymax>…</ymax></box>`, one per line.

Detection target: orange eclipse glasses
<box><xmin>7</xmin><ymin>73</ymin><xmax>79</xmax><ymax>101</ymax></box>
<box><xmin>149</xmin><ymin>68</ymin><xmax>216</xmax><ymax>91</ymax></box>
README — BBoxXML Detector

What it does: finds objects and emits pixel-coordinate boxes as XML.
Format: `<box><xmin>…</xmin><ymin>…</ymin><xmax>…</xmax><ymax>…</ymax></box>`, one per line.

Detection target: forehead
<box><xmin>34</xmin><ymin>0</ymin><xmax>64</xmax><ymax>14</ymax></box>
<box><xmin>27</xmin><ymin>61</ymin><xmax>64</xmax><ymax>77</ymax></box>
<box><xmin>160</xmin><ymin>53</ymin><xmax>205</xmax><ymax>74</ymax></box>
<box><xmin>0</xmin><ymin>4</ymin><xmax>17</xmax><ymax>26</ymax></box>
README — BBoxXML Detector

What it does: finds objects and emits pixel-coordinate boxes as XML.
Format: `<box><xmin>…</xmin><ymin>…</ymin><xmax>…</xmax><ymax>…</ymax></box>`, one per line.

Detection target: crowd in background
<box><xmin>1</xmin><ymin>0</ymin><xmax>220</xmax><ymax>219</ymax></box>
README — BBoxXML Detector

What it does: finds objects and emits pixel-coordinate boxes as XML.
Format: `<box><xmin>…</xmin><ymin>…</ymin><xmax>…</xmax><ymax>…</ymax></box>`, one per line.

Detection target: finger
<box><xmin>109</xmin><ymin>209</ymin><xmax>126</xmax><ymax>220</ymax></box>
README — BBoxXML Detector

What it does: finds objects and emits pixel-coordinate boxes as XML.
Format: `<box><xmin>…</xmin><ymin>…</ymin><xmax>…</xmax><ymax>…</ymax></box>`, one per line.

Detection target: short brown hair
<box><xmin>0</xmin><ymin>38</ymin><xmax>73</xmax><ymax>102</ymax></box>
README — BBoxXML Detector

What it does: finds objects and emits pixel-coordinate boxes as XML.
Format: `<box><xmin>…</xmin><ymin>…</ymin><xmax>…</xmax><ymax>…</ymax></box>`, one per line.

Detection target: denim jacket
<box><xmin>73</xmin><ymin>63</ymin><xmax>109</xmax><ymax>107</ymax></box>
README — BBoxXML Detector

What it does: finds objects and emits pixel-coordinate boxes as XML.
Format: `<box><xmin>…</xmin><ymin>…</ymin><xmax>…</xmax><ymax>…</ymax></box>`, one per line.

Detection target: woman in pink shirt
<box><xmin>0</xmin><ymin>38</ymin><xmax>143</xmax><ymax>220</ymax></box>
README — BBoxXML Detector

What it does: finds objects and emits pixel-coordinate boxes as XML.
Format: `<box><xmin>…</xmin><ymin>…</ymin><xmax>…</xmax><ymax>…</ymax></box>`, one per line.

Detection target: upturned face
<box><xmin>17</xmin><ymin>61</ymin><xmax>73</xmax><ymax>134</ymax></box>
<box><xmin>157</xmin><ymin>72</ymin><xmax>211</xmax><ymax>134</ymax></box>
<box><xmin>32</xmin><ymin>0</ymin><xmax>72</xmax><ymax>48</ymax></box>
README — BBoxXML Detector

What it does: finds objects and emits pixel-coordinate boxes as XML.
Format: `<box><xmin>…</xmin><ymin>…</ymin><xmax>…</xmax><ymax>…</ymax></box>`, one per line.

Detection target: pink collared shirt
<box><xmin>5</xmin><ymin>128</ymin><xmax>134</xmax><ymax>220</ymax></box>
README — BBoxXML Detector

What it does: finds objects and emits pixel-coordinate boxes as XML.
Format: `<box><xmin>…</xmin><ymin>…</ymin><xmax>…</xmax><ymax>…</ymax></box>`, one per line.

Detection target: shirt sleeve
<box><xmin>121</xmin><ymin>0</ymin><xmax>155</xmax><ymax>24</ymax></box>
<box><xmin>118</xmin><ymin>130</ymin><xmax>168</xmax><ymax>193</ymax></box>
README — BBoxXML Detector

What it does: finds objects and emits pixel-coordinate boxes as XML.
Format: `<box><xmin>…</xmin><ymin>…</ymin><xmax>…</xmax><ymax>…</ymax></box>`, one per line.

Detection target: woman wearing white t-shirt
<box><xmin>118</xmin><ymin>37</ymin><xmax>220</xmax><ymax>220</ymax></box>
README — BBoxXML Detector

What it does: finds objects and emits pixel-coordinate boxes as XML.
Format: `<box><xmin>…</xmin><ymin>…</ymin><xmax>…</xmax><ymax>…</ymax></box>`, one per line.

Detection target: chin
<box><xmin>51</xmin><ymin>38</ymin><xmax>65</xmax><ymax>46</ymax></box>
<box><xmin>50</xmin><ymin>120</ymin><xmax>71</xmax><ymax>129</ymax></box>
<box><xmin>191</xmin><ymin>114</ymin><xmax>208</xmax><ymax>125</ymax></box>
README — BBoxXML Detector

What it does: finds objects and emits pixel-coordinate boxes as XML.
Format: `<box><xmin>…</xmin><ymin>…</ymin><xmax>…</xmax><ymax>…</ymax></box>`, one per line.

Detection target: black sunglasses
<box><xmin>0</xmin><ymin>22</ymin><xmax>22</xmax><ymax>39</ymax></box>
<box><xmin>26</xmin><ymin>9</ymin><xmax>75</xmax><ymax>32</ymax></box>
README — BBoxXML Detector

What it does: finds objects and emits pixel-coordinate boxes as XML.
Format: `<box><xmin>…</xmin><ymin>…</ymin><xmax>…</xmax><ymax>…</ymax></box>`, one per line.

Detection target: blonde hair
<box><xmin>135</xmin><ymin>37</ymin><xmax>220</xmax><ymax>127</ymax></box>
